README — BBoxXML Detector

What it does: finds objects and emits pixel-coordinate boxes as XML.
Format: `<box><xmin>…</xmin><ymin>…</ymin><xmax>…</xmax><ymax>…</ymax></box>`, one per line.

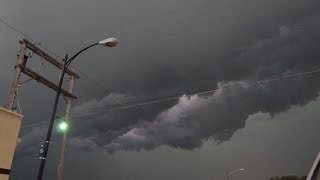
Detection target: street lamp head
<box><xmin>98</xmin><ymin>38</ymin><xmax>119</xmax><ymax>47</ymax></box>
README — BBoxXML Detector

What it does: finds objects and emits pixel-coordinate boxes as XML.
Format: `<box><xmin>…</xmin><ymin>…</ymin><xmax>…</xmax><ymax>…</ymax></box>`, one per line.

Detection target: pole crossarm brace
<box><xmin>20</xmin><ymin>38</ymin><xmax>80</xmax><ymax>79</ymax></box>
<box><xmin>19</xmin><ymin>65</ymin><xmax>77</xmax><ymax>99</ymax></box>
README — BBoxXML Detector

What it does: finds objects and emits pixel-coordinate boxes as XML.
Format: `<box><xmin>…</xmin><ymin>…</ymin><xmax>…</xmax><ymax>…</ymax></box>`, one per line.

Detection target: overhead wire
<box><xmin>20</xmin><ymin>67</ymin><xmax>320</xmax><ymax>129</ymax></box>
<box><xmin>76</xmin><ymin>69</ymin><xmax>112</xmax><ymax>95</ymax></box>
<box><xmin>2</xmin><ymin>7</ymin><xmax>320</xmax><ymax>128</ymax></box>
<box><xmin>0</xmin><ymin>18</ymin><xmax>34</xmax><ymax>41</ymax></box>
<box><xmin>0</xmin><ymin>17</ymin><xmax>113</xmax><ymax>91</ymax></box>
<box><xmin>0</xmin><ymin>16</ymin><xmax>126</xmax><ymax>126</ymax></box>
<box><xmin>0</xmin><ymin>0</ymin><xmax>213</xmax><ymax>100</ymax></box>
<box><xmin>2</xmin><ymin>5</ymin><xmax>225</xmax><ymax>128</ymax></box>
<box><xmin>70</xmin><ymin>68</ymin><xmax>320</xmax><ymax>119</ymax></box>
<box><xmin>0</xmin><ymin>16</ymin><xmax>125</xmax><ymax>100</ymax></box>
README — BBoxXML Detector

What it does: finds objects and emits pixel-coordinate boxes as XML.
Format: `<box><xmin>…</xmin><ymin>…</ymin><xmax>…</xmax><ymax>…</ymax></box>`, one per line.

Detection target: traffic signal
<box><xmin>57</xmin><ymin>118</ymin><xmax>69</xmax><ymax>132</ymax></box>
<box><xmin>59</xmin><ymin>121</ymin><xmax>68</xmax><ymax>131</ymax></box>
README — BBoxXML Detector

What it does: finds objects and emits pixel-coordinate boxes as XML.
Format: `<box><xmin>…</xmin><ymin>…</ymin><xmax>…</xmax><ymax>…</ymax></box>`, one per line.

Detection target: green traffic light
<box><xmin>58</xmin><ymin>121</ymin><xmax>68</xmax><ymax>131</ymax></box>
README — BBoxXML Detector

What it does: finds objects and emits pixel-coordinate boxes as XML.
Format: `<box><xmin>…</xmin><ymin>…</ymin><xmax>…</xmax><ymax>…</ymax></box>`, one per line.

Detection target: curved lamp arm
<box><xmin>64</xmin><ymin>37</ymin><xmax>118</xmax><ymax>68</ymax></box>
<box><xmin>65</xmin><ymin>42</ymin><xmax>99</xmax><ymax>68</ymax></box>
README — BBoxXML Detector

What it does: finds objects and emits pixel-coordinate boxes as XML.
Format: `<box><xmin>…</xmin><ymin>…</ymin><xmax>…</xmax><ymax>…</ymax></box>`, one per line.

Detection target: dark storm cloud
<box><xmin>62</xmin><ymin>10</ymin><xmax>320</xmax><ymax>153</ymax></box>
<box><xmin>0</xmin><ymin>0</ymin><xmax>318</xmax><ymax>179</ymax></box>
<box><xmin>5</xmin><ymin>0</ymin><xmax>319</xmax><ymax>156</ymax></box>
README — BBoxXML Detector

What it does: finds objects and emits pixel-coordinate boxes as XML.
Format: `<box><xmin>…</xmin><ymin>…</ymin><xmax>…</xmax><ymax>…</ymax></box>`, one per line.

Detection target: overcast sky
<box><xmin>1</xmin><ymin>0</ymin><xmax>320</xmax><ymax>179</ymax></box>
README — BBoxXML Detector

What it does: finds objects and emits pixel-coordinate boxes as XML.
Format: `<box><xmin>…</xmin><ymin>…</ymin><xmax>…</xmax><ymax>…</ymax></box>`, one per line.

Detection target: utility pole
<box><xmin>37</xmin><ymin>37</ymin><xmax>118</xmax><ymax>180</ymax></box>
<box><xmin>5</xmin><ymin>38</ymin><xmax>79</xmax><ymax>179</ymax></box>
<box><xmin>57</xmin><ymin>75</ymin><xmax>75</xmax><ymax>180</ymax></box>
<box><xmin>6</xmin><ymin>43</ymin><xmax>27</xmax><ymax>110</ymax></box>
<box><xmin>5</xmin><ymin>37</ymin><xmax>117</xmax><ymax>180</ymax></box>
<box><xmin>6</xmin><ymin>39</ymin><xmax>79</xmax><ymax>101</ymax></box>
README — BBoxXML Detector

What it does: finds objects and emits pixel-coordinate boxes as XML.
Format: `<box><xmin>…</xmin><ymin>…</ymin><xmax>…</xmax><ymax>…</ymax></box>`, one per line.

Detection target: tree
<box><xmin>269</xmin><ymin>175</ymin><xmax>307</xmax><ymax>180</ymax></box>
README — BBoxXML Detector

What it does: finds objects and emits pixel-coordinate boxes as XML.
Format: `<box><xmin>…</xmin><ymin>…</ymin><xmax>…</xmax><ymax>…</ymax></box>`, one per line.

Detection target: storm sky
<box><xmin>1</xmin><ymin>0</ymin><xmax>320</xmax><ymax>179</ymax></box>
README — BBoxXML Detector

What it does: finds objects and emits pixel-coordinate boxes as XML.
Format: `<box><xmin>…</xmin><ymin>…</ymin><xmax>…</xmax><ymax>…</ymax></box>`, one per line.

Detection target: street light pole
<box><xmin>37</xmin><ymin>38</ymin><xmax>118</xmax><ymax>180</ymax></box>
<box><xmin>37</xmin><ymin>54</ymin><xmax>68</xmax><ymax>180</ymax></box>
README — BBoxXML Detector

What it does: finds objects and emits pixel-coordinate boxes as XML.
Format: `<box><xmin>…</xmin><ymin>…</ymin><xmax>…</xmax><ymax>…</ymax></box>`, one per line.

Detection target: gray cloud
<box><xmin>3</xmin><ymin>0</ymin><xmax>319</xmax><ymax>164</ymax></box>
<box><xmin>62</xmin><ymin>14</ymin><xmax>320</xmax><ymax>153</ymax></box>
<box><xmin>0</xmin><ymin>0</ymin><xmax>318</xmax><ymax>179</ymax></box>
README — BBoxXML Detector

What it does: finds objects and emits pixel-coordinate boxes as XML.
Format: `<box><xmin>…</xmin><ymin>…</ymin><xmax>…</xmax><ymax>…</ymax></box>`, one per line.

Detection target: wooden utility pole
<box><xmin>5</xmin><ymin>39</ymin><xmax>79</xmax><ymax>179</ymax></box>
<box><xmin>6</xmin><ymin>39</ymin><xmax>78</xmax><ymax>108</ymax></box>
<box><xmin>57</xmin><ymin>75</ymin><xmax>75</xmax><ymax>180</ymax></box>
<box><xmin>6</xmin><ymin>43</ymin><xmax>27</xmax><ymax>110</ymax></box>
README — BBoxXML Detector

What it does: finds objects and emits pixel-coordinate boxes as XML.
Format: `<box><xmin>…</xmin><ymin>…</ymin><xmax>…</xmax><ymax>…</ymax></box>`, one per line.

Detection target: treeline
<box><xmin>269</xmin><ymin>176</ymin><xmax>307</xmax><ymax>180</ymax></box>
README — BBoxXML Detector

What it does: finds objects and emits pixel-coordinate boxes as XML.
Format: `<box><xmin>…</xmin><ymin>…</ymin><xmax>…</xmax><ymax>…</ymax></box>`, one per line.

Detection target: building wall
<box><xmin>0</xmin><ymin>107</ymin><xmax>23</xmax><ymax>180</ymax></box>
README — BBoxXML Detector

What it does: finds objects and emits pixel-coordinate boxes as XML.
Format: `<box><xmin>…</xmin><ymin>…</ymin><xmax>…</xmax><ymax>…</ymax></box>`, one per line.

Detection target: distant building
<box><xmin>0</xmin><ymin>107</ymin><xmax>23</xmax><ymax>180</ymax></box>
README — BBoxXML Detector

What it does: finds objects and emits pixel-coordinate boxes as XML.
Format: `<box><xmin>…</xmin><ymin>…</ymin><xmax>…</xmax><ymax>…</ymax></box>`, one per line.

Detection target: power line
<box><xmin>0</xmin><ymin>17</ymin><xmax>127</xmax><ymax>129</ymax></box>
<box><xmin>3</xmin><ymin>14</ymin><xmax>319</xmax><ymax>128</ymax></box>
<box><xmin>70</xmin><ymin>68</ymin><xmax>320</xmax><ymax>119</ymax></box>
<box><xmin>0</xmin><ymin>0</ymin><xmax>213</xmax><ymax>89</ymax></box>
<box><xmin>76</xmin><ymin>69</ymin><xmax>111</xmax><ymax>95</ymax></box>
<box><xmin>20</xmin><ymin>68</ymin><xmax>320</xmax><ymax>129</ymax></box>
<box><xmin>0</xmin><ymin>16</ymin><xmax>121</xmax><ymax>98</ymax></box>
<box><xmin>21</xmin><ymin>67</ymin><xmax>320</xmax><ymax>130</ymax></box>
<box><xmin>0</xmin><ymin>18</ymin><xmax>34</xmax><ymax>41</ymax></box>
<box><xmin>0</xmin><ymin>17</ymin><xmax>66</xmax><ymax>61</ymax></box>
<box><xmin>21</xmin><ymin>122</ymin><xmax>47</xmax><ymax>129</ymax></box>
<box><xmin>0</xmin><ymin>16</ymin><xmax>62</xmax><ymax>60</ymax></box>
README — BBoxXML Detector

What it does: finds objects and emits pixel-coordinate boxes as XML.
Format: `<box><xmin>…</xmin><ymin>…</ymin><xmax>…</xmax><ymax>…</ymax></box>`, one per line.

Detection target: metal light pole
<box><xmin>226</xmin><ymin>168</ymin><xmax>246</xmax><ymax>180</ymax></box>
<box><xmin>37</xmin><ymin>38</ymin><xmax>118</xmax><ymax>180</ymax></box>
